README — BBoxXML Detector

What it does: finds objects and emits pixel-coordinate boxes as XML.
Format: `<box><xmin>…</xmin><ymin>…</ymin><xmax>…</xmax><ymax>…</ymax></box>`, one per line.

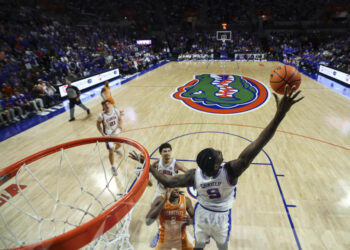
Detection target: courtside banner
<box><xmin>59</xmin><ymin>68</ymin><xmax>120</xmax><ymax>97</ymax></box>
<box><xmin>234</xmin><ymin>53</ymin><xmax>266</xmax><ymax>61</ymax></box>
<box><xmin>136</xmin><ymin>40</ymin><xmax>152</xmax><ymax>45</ymax></box>
<box><xmin>319</xmin><ymin>65</ymin><xmax>350</xmax><ymax>86</ymax></box>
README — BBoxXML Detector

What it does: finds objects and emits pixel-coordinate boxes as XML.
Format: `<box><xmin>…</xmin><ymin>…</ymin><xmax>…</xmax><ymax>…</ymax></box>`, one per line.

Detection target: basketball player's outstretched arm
<box><xmin>128</xmin><ymin>151</ymin><xmax>154</xmax><ymax>186</ymax></box>
<box><xmin>227</xmin><ymin>86</ymin><xmax>303</xmax><ymax>180</ymax></box>
<box><xmin>149</xmin><ymin>166</ymin><xmax>195</xmax><ymax>188</ymax></box>
<box><xmin>129</xmin><ymin>150</ymin><xmax>145</xmax><ymax>163</ymax></box>
<box><xmin>129</xmin><ymin>151</ymin><xmax>187</xmax><ymax>174</ymax></box>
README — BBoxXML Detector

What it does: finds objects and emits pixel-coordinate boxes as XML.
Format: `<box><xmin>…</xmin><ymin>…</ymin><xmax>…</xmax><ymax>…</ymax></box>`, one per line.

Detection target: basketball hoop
<box><xmin>0</xmin><ymin>137</ymin><xmax>150</xmax><ymax>249</ymax></box>
<box><xmin>216</xmin><ymin>30</ymin><xmax>231</xmax><ymax>44</ymax></box>
<box><xmin>222</xmin><ymin>38</ymin><xmax>227</xmax><ymax>45</ymax></box>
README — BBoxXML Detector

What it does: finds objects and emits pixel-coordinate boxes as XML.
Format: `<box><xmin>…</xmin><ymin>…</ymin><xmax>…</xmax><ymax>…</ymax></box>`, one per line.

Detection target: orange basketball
<box><xmin>270</xmin><ymin>65</ymin><xmax>301</xmax><ymax>94</ymax></box>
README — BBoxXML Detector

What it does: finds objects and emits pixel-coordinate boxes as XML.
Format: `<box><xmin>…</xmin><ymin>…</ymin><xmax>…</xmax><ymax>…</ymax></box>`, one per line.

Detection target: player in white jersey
<box><xmin>149</xmin><ymin>87</ymin><xmax>304</xmax><ymax>249</ymax></box>
<box><xmin>97</xmin><ymin>100</ymin><xmax>122</xmax><ymax>176</ymax></box>
<box><xmin>152</xmin><ymin>143</ymin><xmax>188</xmax><ymax>201</ymax></box>
<box><xmin>129</xmin><ymin>142</ymin><xmax>188</xmax><ymax>196</ymax></box>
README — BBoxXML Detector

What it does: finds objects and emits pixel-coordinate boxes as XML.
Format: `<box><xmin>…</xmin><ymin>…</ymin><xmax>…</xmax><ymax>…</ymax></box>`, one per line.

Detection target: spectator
<box><xmin>23</xmin><ymin>87</ymin><xmax>44</xmax><ymax>113</ymax></box>
<box><xmin>1</xmin><ymin>83</ymin><xmax>14</xmax><ymax>96</ymax></box>
<box><xmin>0</xmin><ymin>99</ymin><xmax>12</xmax><ymax>126</ymax></box>
<box><xmin>43</xmin><ymin>82</ymin><xmax>60</xmax><ymax>105</ymax></box>
<box><xmin>2</xmin><ymin>95</ymin><xmax>24</xmax><ymax>121</ymax></box>
<box><xmin>32</xmin><ymin>83</ymin><xmax>51</xmax><ymax>108</ymax></box>
<box><xmin>83</xmin><ymin>68</ymin><xmax>90</xmax><ymax>77</ymax></box>
<box><xmin>13</xmin><ymin>91</ymin><xmax>32</xmax><ymax>117</ymax></box>
<box><xmin>53</xmin><ymin>76</ymin><xmax>64</xmax><ymax>87</ymax></box>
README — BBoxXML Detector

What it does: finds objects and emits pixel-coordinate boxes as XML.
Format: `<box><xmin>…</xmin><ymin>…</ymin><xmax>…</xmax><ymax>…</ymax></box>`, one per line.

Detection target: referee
<box><xmin>66</xmin><ymin>78</ymin><xmax>90</xmax><ymax>121</ymax></box>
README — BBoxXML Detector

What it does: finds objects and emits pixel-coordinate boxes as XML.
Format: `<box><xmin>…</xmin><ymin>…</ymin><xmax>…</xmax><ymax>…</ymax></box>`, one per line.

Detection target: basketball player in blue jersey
<box><xmin>149</xmin><ymin>86</ymin><xmax>303</xmax><ymax>250</ymax></box>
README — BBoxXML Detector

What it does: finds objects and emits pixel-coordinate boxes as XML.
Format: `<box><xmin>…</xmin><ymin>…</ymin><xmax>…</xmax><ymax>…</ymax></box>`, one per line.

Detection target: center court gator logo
<box><xmin>172</xmin><ymin>74</ymin><xmax>269</xmax><ymax>114</ymax></box>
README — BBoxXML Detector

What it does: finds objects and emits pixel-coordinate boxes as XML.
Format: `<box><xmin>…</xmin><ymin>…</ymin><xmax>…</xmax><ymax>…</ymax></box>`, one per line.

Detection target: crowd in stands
<box><xmin>0</xmin><ymin>4</ymin><xmax>169</xmax><ymax>128</ymax></box>
<box><xmin>1</xmin><ymin>1</ymin><xmax>349</xmax><ymax>128</ymax></box>
<box><xmin>174</xmin><ymin>32</ymin><xmax>265</xmax><ymax>60</ymax></box>
<box><xmin>173</xmin><ymin>30</ymin><xmax>349</xmax><ymax>77</ymax></box>
<box><xmin>254</xmin><ymin>0</ymin><xmax>329</xmax><ymax>22</ymax></box>
<box><xmin>267</xmin><ymin>32</ymin><xmax>350</xmax><ymax>75</ymax></box>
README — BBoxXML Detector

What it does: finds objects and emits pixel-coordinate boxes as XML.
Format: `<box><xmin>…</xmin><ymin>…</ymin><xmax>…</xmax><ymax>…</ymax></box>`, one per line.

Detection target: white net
<box><xmin>0</xmin><ymin>138</ymin><xmax>147</xmax><ymax>249</ymax></box>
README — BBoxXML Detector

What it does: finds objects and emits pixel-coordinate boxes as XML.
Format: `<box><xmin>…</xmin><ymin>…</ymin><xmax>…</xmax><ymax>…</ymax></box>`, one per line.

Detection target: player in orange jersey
<box><xmin>101</xmin><ymin>81</ymin><xmax>115</xmax><ymax>105</ymax></box>
<box><xmin>146</xmin><ymin>188</ymin><xmax>194</xmax><ymax>250</ymax></box>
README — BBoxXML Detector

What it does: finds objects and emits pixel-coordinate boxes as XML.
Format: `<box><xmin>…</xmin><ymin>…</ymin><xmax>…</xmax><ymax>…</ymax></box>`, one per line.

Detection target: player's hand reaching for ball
<box><xmin>273</xmin><ymin>85</ymin><xmax>304</xmax><ymax>116</ymax></box>
<box><xmin>128</xmin><ymin>150</ymin><xmax>145</xmax><ymax>163</ymax></box>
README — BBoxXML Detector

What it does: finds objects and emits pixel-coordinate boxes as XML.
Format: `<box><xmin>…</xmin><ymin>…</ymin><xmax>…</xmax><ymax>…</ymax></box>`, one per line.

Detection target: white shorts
<box><xmin>193</xmin><ymin>203</ymin><xmax>232</xmax><ymax>246</ymax></box>
<box><xmin>105</xmin><ymin>129</ymin><xmax>121</xmax><ymax>149</ymax></box>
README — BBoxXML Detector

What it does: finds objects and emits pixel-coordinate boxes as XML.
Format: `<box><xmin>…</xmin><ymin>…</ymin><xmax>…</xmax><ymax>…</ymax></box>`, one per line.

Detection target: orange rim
<box><xmin>1</xmin><ymin>137</ymin><xmax>150</xmax><ymax>250</ymax></box>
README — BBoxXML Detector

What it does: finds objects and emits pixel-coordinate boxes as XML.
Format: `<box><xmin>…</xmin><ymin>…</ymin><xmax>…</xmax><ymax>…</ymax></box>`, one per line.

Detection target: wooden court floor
<box><xmin>0</xmin><ymin>61</ymin><xmax>349</xmax><ymax>249</ymax></box>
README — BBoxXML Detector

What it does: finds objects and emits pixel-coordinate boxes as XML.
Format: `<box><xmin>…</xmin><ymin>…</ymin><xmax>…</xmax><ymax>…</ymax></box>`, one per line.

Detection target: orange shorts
<box><xmin>106</xmin><ymin>96</ymin><xmax>115</xmax><ymax>105</ymax></box>
<box><xmin>156</xmin><ymin>238</ymin><xmax>193</xmax><ymax>250</ymax></box>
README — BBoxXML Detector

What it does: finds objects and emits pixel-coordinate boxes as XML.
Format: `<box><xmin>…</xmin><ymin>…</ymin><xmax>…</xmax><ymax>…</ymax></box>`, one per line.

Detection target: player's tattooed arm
<box><xmin>149</xmin><ymin>166</ymin><xmax>195</xmax><ymax>188</ymax></box>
